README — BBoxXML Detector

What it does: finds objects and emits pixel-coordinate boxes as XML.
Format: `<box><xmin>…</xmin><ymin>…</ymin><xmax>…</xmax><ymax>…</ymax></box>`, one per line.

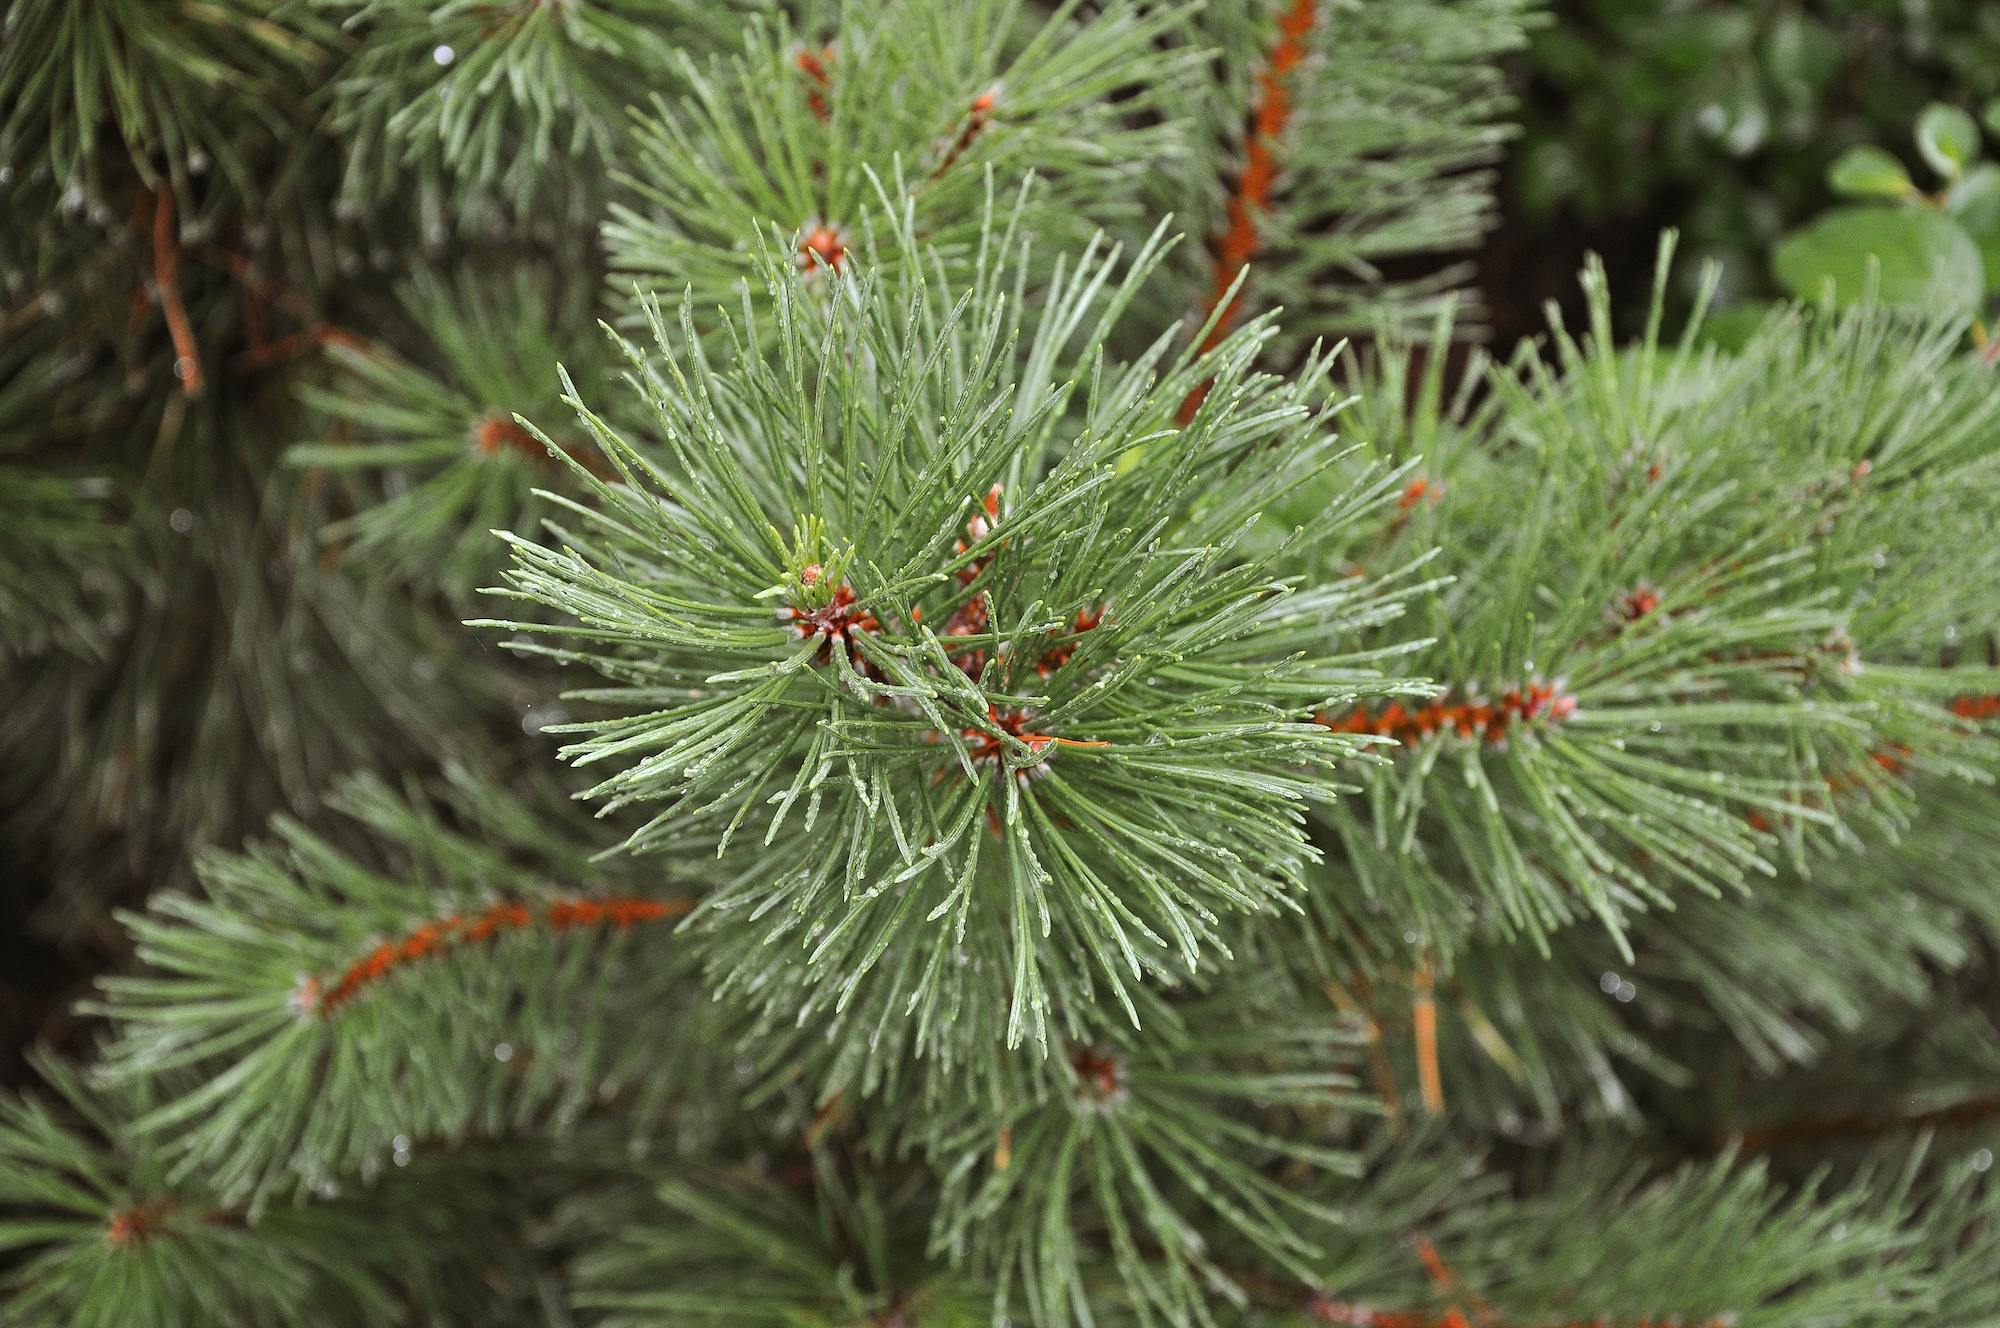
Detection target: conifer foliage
<box><xmin>2</xmin><ymin>1</ymin><xmax>1998</xmax><ymax>1326</ymax></box>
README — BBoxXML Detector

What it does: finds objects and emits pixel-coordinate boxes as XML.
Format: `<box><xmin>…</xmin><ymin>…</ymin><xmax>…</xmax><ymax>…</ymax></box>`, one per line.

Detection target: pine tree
<box><xmin>4</xmin><ymin>2</ymin><xmax>1999</xmax><ymax>1326</ymax></box>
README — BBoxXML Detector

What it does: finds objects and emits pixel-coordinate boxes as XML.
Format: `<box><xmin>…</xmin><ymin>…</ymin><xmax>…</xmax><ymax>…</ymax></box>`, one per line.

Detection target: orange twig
<box><xmin>1326</xmin><ymin>977</ymin><xmax>1403</xmax><ymax>1133</ymax></box>
<box><xmin>803</xmin><ymin>1089</ymin><xmax>847</xmax><ymax>1147</ymax></box>
<box><xmin>191</xmin><ymin>244</ymin><xmax>316</xmax><ymax>324</ymax></box>
<box><xmin>229</xmin><ymin>325</ymin><xmax>360</xmax><ymax>373</ymax></box>
<box><xmin>1412</xmin><ymin>962</ymin><xmax>1443</xmax><ymax>1116</ymax></box>
<box><xmin>1178</xmin><ymin>0</ymin><xmax>1317</xmax><ymax>423</ymax></box>
<box><xmin>151</xmin><ymin>187</ymin><xmax>203</xmax><ymax>396</ymax></box>
<box><xmin>930</xmin><ymin>86</ymin><xmax>1000</xmax><ymax>181</ymax></box>
<box><xmin>1320</xmin><ymin>681</ymin><xmax>1577</xmax><ymax>750</ymax></box>
<box><xmin>300</xmin><ymin>895</ymin><xmax>691</xmax><ymax>1015</ymax></box>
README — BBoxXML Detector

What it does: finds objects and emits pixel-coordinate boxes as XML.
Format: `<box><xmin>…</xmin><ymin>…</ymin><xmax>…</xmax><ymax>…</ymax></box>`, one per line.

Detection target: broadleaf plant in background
<box><xmin>1774</xmin><ymin>97</ymin><xmax>2000</xmax><ymax>316</ymax></box>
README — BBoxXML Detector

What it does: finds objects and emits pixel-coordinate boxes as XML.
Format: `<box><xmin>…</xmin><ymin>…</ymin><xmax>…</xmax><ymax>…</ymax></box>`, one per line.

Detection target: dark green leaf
<box><xmin>1946</xmin><ymin>163</ymin><xmax>2000</xmax><ymax>293</ymax></box>
<box><xmin>1916</xmin><ymin>102</ymin><xmax>1982</xmax><ymax>180</ymax></box>
<box><xmin>1826</xmin><ymin>144</ymin><xmax>1914</xmax><ymax>200</ymax></box>
<box><xmin>1772</xmin><ymin>205</ymin><xmax>1984</xmax><ymax>311</ymax></box>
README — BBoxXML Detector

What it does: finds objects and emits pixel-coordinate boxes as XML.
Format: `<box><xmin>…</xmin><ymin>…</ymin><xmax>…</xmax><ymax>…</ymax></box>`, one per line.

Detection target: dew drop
<box><xmin>1615</xmin><ymin>981</ymin><xmax>1636</xmax><ymax>1003</ymax></box>
<box><xmin>1974</xmin><ymin>1148</ymin><xmax>1994</xmax><ymax>1173</ymax></box>
<box><xmin>493</xmin><ymin>1042</ymin><xmax>514</xmax><ymax>1062</ymax></box>
<box><xmin>1600</xmin><ymin>971</ymin><xmax>1620</xmax><ymax>994</ymax></box>
<box><xmin>433</xmin><ymin>44</ymin><xmax>455</xmax><ymax>65</ymax></box>
<box><xmin>169</xmin><ymin>508</ymin><xmax>194</xmax><ymax>533</ymax></box>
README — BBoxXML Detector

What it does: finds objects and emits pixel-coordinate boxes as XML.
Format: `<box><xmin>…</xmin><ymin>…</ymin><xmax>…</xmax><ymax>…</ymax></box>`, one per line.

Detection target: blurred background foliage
<box><xmin>6</xmin><ymin>0</ymin><xmax>2000</xmax><ymax>1092</ymax></box>
<box><xmin>1486</xmin><ymin>0</ymin><xmax>2000</xmax><ymax>342</ymax></box>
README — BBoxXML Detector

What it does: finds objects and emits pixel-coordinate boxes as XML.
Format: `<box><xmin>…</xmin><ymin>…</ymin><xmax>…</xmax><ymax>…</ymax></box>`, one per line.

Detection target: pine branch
<box><xmin>928</xmin><ymin>977</ymin><xmax>1371</xmax><ymax>1326</ymax></box>
<box><xmin>573</xmin><ymin>1159</ymin><xmax>993</xmax><ymax>1328</ymax></box>
<box><xmin>0</xmin><ymin>1050</ymin><xmax>396</xmax><ymax>1328</ymax></box>
<box><xmin>321</xmin><ymin>0</ymin><xmax>740</xmax><ymax>215</ymax></box>
<box><xmin>481</xmin><ymin>208</ymin><xmax>1420</xmax><ymax>1068</ymax></box>
<box><xmin>1162</xmin><ymin>0</ymin><xmax>1535</xmax><ymax>360</ymax></box>
<box><xmin>94</xmin><ymin>770</ymin><xmax>698</xmax><ymax>1205</ymax></box>
<box><xmin>1281</xmin><ymin>253</ymin><xmax>2000</xmax><ymax>958</ymax></box>
<box><xmin>1191</xmin><ymin>0</ymin><xmax>1319</xmax><ymax>355</ymax></box>
<box><xmin>603</xmin><ymin>0</ymin><xmax>1199</xmax><ymax>326</ymax></box>
<box><xmin>0</xmin><ymin>0</ymin><xmax>335</xmax><ymax>208</ymax></box>
<box><xmin>288</xmin><ymin>264</ymin><xmax>613</xmax><ymax>604</ymax></box>
<box><xmin>0</xmin><ymin>469</ymin><xmax>125</xmax><ymax>663</ymax></box>
<box><xmin>1</xmin><ymin>467</ymin><xmax>524</xmax><ymax>940</ymax></box>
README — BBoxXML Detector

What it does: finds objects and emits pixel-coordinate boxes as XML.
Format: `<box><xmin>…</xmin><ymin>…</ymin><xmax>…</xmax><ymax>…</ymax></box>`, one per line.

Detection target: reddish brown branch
<box><xmin>930</xmin><ymin>86</ymin><xmax>999</xmax><ymax>181</ymax></box>
<box><xmin>1177</xmin><ymin>0</ymin><xmax>1317</xmax><ymax>423</ymax></box>
<box><xmin>1728</xmin><ymin>1093</ymin><xmax>2000</xmax><ymax>1153</ymax></box>
<box><xmin>1319</xmin><ymin>681</ymin><xmax>1578</xmax><ymax>749</ymax></box>
<box><xmin>1325</xmin><ymin>975</ymin><xmax>1404</xmax><ymax>1132</ymax></box>
<box><xmin>1412</xmin><ymin>962</ymin><xmax>1444</xmax><ymax>1115</ymax></box>
<box><xmin>299</xmin><ymin>895</ymin><xmax>691</xmax><ymax>1015</ymax></box>
<box><xmin>151</xmin><ymin>187</ymin><xmax>203</xmax><ymax>396</ymax></box>
<box><xmin>229</xmin><ymin>325</ymin><xmax>363</xmax><ymax>374</ymax></box>
<box><xmin>803</xmin><ymin>1089</ymin><xmax>847</xmax><ymax>1147</ymax></box>
<box><xmin>191</xmin><ymin>244</ymin><xmax>316</xmax><ymax>325</ymax></box>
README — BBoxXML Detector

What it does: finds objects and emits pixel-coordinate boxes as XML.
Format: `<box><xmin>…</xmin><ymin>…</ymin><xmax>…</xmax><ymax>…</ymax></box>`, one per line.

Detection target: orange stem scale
<box><xmin>105</xmin><ymin>1199</ymin><xmax>177</xmax><ymax>1249</ymax></box>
